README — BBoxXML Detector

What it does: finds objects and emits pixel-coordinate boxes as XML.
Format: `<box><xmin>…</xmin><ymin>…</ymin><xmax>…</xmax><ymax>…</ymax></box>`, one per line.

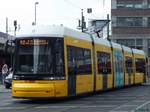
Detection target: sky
<box><xmin>0</xmin><ymin>0</ymin><xmax>111</xmax><ymax>34</ymax></box>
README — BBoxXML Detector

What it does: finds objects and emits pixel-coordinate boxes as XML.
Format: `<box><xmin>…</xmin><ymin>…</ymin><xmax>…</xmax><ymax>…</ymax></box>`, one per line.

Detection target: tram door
<box><xmin>67</xmin><ymin>46</ymin><xmax>76</xmax><ymax>96</ymax></box>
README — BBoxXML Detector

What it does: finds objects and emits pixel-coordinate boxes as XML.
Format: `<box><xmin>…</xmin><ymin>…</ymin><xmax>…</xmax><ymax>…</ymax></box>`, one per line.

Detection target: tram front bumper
<box><xmin>12</xmin><ymin>82</ymin><xmax>55</xmax><ymax>98</ymax></box>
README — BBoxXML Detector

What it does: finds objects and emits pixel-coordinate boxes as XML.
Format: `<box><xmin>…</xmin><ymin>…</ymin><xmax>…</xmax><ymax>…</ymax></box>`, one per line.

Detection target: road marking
<box><xmin>109</xmin><ymin>110</ymin><xmax>129</xmax><ymax>112</ymax></box>
<box><xmin>133</xmin><ymin>100</ymin><xmax>147</xmax><ymax>103</ymax></box>
<box><xmin>0</xmin><ymin>102</ymin><xmax>11</xmax><ymax>106</ymax></box>
<box><xmin>109</xmin><ymin>104</ymin><xmax>138</xmax><ymax>112</ymax></box>
<box><xmin>0</xmin><ymin>107</ymin><xmax>26</xmax><ymax>110</ymax></box>
<box><xmin>134</xmin><ymin>100</ymin><xmax>150</xmax><ymax>112</ymax></box>
<box><xmin>35</xmin><ymin>105</ymin><xmax>116</xmax><ymax>109</ymax></box>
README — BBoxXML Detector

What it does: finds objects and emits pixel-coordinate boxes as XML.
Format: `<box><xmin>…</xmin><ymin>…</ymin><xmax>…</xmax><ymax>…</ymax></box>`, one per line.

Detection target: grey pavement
<box><xmin>0</xmin><ymin>85</ymin><xmax>11</xmax><ymax>93</ymax></box>
<box><xmin>0</xmin><ymin>82</ymin><xmax>150</xmax><ymax>112</ymax></box>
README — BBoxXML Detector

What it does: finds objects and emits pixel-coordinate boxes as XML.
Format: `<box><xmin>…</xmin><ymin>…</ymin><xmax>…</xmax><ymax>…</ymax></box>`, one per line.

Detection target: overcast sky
<box><xmin>0</xmin><ymin>0</ymin><xmax>111</xmax><ymax>34</ymax></box>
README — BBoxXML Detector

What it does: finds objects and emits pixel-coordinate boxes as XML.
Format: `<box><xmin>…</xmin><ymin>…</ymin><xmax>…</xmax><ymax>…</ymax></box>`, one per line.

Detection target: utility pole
<box><xmin>107</xmin><ymin>14</ymin><xmax>110</xmax><ymax>41</ymax></box>
<box><xmin>77</xmin><ymin>9</ymin><xmax>87</xmax><ymax>32</ymax></box>
<box><xmin>34</xmin><ymin>2</ymin><xmax>39</xmax><ymax>25</ymax></box>
<box><xmin>81</xmin><ymin>9</ymin><xmax>84</xmax><ymax>32</ymax></box>
<box><xmin>81</xmin><ymin>9</ymin><xmax>86</xmax><ymax>32</ymax></box>
<box><xmin>14</xmin><ymin>20</ymin><xmax>17</xmax><ymax>36</ymax></box>
<box><xmin>6</xmin><ymin>17</ymin><xmax>8</xmax><ymax>37</ymax></box>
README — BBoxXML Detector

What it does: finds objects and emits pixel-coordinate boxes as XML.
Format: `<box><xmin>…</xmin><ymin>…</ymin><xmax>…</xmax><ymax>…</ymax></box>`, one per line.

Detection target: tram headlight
<box><xmin>42</xmin><ymin>77</ymin><xmax>65</xmax><ymax>80</ymax></box>
<box><xmin>50</xmin><ymin>77</ymin><xmax>54</xmax><ymax>80</ymax></box>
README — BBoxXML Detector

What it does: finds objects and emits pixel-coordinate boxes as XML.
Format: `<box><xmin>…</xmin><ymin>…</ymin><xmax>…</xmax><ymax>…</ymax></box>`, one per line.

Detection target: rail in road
<box><xmin>0</xmin><ymin>84</ymin><xmax>150</xmax><ymax>112</ymax></box>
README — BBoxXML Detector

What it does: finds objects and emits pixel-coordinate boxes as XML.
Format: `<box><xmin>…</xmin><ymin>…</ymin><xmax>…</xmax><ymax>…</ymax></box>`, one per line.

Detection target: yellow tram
<box><xmin>12</xmin><ymin>26</ymin><xmax>146</xmax><ymax>98</ymax></box>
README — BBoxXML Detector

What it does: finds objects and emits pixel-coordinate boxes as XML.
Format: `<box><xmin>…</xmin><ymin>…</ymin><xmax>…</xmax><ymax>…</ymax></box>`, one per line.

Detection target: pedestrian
<box><xmin>1</xmin><ymin>64</ymin><xmax>8</xmax><ymax>85</ymax></box>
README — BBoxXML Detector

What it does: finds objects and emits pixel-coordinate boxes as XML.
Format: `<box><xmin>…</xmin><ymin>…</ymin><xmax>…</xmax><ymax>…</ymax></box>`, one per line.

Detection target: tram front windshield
<box><xmin>14</xmin><ymin>37</ymin><xmax>64</xmax><ymax>79</ymax></box>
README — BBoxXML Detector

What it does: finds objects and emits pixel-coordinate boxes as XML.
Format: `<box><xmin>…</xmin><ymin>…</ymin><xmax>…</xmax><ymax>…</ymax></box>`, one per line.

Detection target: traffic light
<box><xmin>14</xmin><ymin>20</ymin><xmax>17</xmax><ymax>31</ymax></box>
<box><xmin>87</xmin><ymin>8</ymin><xmax>92</xmax><ymax>13</ymax></box>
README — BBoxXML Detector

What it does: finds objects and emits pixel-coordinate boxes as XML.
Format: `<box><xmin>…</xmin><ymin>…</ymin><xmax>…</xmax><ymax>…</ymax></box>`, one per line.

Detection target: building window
<box><xmin>116</xmin><ymin>39</ymin><xmax>125</xmax><ymax>45</ymax></box>
<box><xmin>117</xmin><ymin>17</ymin><xmax>143</xmax><ymax>27</ymax></box>
<box><xmin>134</xmin><ymin>4</ymin><xmax>143</xmax><ymax>9</ymax></box>
<box><xmin>117</xmin><ymin>4</ymin><xmax>124</xmax><ymax>8</ymax></box>
<box><xmin>117</xmin><ymin>0</ymin><xmax>143</xmax><ymax>9</ymax></box>
<box><xmin>126</xmin><ymin>4</ymin><xmax>134</xmax><ymax>8</ymax></box>
<box><xmin>136</xmin><ymin>39</ymin><xmax>143</xmax><ymax>50</ymax></box>
<box><xmin>117</xmin><ymin>39</ymin><xmax>135</xmax><ymax>48</ymax></box>
<box><xmin>148</xmin><ymin>17</ymin><xmax>150</xmax><ymax>27</ymax></box>
<box><xmin>148</xmin><ymin>0</ymin><xmax>150</xmax><ymax>8</ymax></box>
<box><xmin>148</xmin><ymin>39</ymin><xmax>150</xmax><ymax>46</ymax></box>
<box><xmin>136</xmin><ymin>39</ymin><xmax>143</xmax><ymax>46</ymax></box>
<box><xmin>126</xmin><ymin>39</ymin><xmax>135</xmax><ymax>47</ymax></box>
<box><xmin>148</xmin><ymin>40</ymin><xmax>150</xmax><ymax>57</ymax></box>
<box><xmin>148</xmin><ymin>48</ymin><xmax>150</xmax><ymax>57</ymax></box>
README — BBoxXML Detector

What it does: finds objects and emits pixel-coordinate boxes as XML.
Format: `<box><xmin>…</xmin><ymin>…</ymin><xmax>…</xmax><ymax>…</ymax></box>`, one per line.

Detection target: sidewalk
<box><xmin>0</xmin><ymin>84</ymin><xmax>11</xmax><ymax>93</ymax></box>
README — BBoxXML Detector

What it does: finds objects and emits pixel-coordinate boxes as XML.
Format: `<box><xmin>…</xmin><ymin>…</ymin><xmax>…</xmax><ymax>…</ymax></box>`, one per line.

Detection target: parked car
<box><xmin>4</xmin><ymin>72</ymin><xmax>13</xmax><ymax>89</ymax></box>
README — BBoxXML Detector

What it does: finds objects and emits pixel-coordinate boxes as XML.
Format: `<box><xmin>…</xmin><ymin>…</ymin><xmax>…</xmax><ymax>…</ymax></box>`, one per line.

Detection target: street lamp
<box><xmin>34</xmin><ymin>2</ymin><xmax>39</xmax><ymax>25</ymax></box>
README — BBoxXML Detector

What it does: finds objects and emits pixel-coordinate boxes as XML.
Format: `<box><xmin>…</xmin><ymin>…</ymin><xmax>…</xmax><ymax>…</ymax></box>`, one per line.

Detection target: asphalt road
<box><xmin>0</xmin><ymin>84</ymin><xmax>150</xmax><ymax>112</ymax></box>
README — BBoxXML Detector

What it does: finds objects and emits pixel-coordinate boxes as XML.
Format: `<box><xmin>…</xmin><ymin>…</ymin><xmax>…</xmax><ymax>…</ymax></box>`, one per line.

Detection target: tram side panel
<box><xmin>122</xmin><ymin>48</ymin><xmax>134</xmax><ymax>86</ymax></box>
<box><xmin>133</xmin><ymin>52</ymin><xmax>146</xmax><ymax>84</ymax></box>
<box><xmin>95</xmin><ymin>44</ymin><xmax>113</xmax><ymax>91</ymax></box>
<box><xmin>112</xmin><ymin>48</ymin><xmax>124</xmax><ymax>88</ymax></box>
<box><xmin>64</xmin><ymin>36</ymin><xmax>94</xmax><ymax>96</ymax></box>
<box><xmin>124</xmin><ymin>55</ymin><xmax>134</xmax><ymax>86</ymax></box>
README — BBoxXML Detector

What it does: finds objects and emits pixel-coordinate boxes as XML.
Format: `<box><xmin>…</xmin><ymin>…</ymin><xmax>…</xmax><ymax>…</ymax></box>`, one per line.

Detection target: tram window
<box><xmin>135</xmin><ymin>58</ymin><xmax>145</xmax><ymax>73</ymax></box>
<box><xmin>67</xmin><ymin>46</ymin><xmax>76</xmax><ymax>75</ymax></box>
<box><xmin>18</xmin><ymin>55</ymin><xmax>33</xmax><ymax>72</ymax></box>
<box><xmin>67</xmin><ymin>46</ymin><xmax>92</xmax><ymax>75</ymax></box>
<box><xmin>15</xmin><ymin>38</ymin><xmax>65</xmax><ymax>77</ymax></box>
<box><xmin>97</xmin><ymin>52</ymin><xmax>111</xmax><ymax>74</ymax></box>
<box><xmin>53</xmin><ymin>39</ymin><xmax>64</xmax><ymax>76</ymax></box>
<box><xmin>125</xmin><ymin>57</ymin><xmax>133</xmax><ymax>74</ymax></box>
<box><xmin>76</xmin><ymin>48</ymin><xmax>92</xmax><ymax>74</ymax></box>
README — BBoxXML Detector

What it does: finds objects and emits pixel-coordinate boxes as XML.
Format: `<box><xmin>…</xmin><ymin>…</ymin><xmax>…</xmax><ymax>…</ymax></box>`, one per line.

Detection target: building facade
<box><xmin>111</xmin><ymin>0</ymin><xmax>150</xmax><ymax>69</ymax></box>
